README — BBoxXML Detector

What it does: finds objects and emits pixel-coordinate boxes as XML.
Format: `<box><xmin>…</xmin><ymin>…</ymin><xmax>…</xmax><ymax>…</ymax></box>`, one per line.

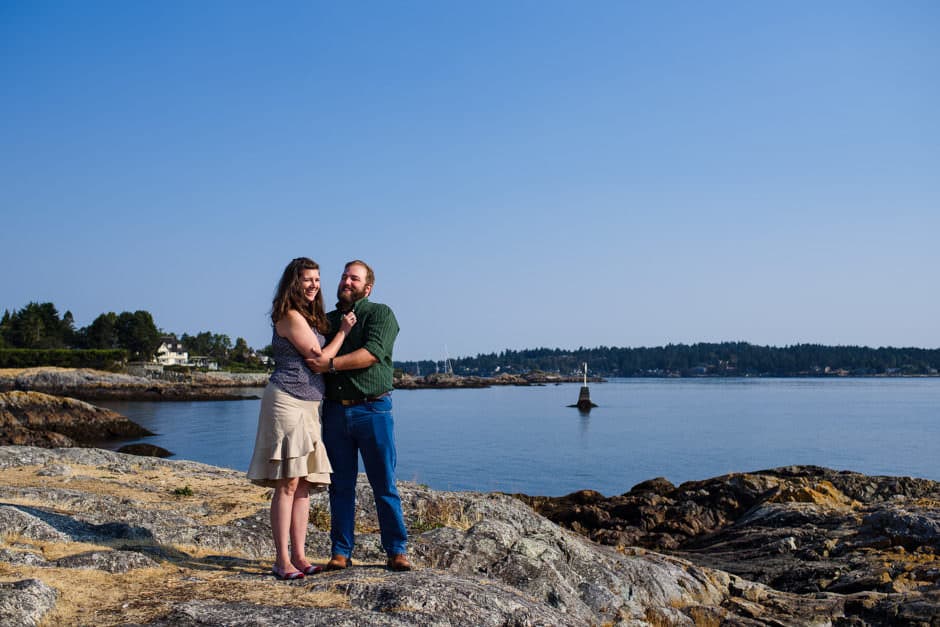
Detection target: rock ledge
<box><xmin>1</xmin><ymin>446</ymin><xmax>937</xmax><ymax>625</ymax></box>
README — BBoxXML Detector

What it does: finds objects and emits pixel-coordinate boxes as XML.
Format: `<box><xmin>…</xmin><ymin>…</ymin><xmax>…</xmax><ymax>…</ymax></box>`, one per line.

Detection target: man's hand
<box><xmin>306</xmin><ymin>354</ymin><xmax>330</xmax><ymax>373</ymax></box>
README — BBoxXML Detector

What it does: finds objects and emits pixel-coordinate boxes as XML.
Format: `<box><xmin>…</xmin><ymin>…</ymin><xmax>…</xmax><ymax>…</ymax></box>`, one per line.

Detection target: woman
<box><xmin>247</xmin><ymin>257</ymin><xmax>356</xmax><ymax>580</ymax></box>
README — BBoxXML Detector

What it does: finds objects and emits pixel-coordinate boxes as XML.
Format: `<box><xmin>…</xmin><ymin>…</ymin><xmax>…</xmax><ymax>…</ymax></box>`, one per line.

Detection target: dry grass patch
<box><xmin>413</xmin><ymin>498</ymin><xmax>483</xmax><ymax>532</ymax></box>
<box><xmin>32</xmin><ymin>539</ymin><xmax>116</xmax><ymax>561</ymax></box>
<box><xmin>0</xmin><ymin>463</ymin><xmax>270</xmax><ymax>526</ymax></box>
<box><xmin>2</xmin><ymin>531</ymin><xmax>28</xmax><ymax>547</ymax></box>
<box><xmin>26</xmin><ymin>558</ymin><xmax>351</xmax><ymax>626</ymax></box>
<box><xmin>309</xmin><ymin>503</ymin><xmax>331</xmax><ymax>530</ymax></box>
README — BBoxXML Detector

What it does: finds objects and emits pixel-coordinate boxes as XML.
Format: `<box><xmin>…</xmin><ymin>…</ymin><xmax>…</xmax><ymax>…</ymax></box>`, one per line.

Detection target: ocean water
<box><xmin>98</xmin><ymin>378</ymin><xmax>940</xmax><ymax>497</ymax></box>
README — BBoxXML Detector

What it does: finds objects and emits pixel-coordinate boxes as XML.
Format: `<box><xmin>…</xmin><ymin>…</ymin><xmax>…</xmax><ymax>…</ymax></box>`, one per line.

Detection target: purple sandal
<box><xmin>272</xmin><ymin>565</ymin><xmax>305</xmax><ymax>580</ymax></box>
<box><xmin>295</xmin><ymin>563</ymin><xmax>324</xmax><ymax>575</ymax></box>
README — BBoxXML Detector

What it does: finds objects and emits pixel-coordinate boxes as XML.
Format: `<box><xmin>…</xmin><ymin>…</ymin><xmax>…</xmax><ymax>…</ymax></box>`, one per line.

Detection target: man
<box><xmin>307</xmin><ymin>260</ymin><xmax>412</xmax><ymax>572</ymax></box>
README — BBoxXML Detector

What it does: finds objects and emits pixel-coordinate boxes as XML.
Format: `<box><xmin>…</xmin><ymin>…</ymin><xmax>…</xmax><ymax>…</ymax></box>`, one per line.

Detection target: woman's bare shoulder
<box><xmin>275</xmin><ymin>309</ymin><xmax>306</xmax><ymax>335</ymax></box>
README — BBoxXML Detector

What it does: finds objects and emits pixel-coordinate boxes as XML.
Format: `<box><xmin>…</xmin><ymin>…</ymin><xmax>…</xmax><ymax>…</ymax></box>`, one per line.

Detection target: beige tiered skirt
<box><xmin>246</xmin><ymin>383</ymin><xmax>332</xmax><ymax>489</ymax></box>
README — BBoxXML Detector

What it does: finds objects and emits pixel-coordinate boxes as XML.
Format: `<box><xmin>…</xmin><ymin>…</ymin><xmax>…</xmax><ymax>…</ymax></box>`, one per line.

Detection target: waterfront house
<box><xmin>155</xmin><ymin>337</ymin><xmax>189</xmax><ymax>366</ymax></box>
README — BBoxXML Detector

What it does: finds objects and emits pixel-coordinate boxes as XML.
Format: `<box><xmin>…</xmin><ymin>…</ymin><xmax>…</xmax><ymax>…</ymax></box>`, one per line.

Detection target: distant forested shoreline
<box><xmin>395</xmin><ymin>343</ymin><xmax>940</xmax><ymax>378</ymax></box>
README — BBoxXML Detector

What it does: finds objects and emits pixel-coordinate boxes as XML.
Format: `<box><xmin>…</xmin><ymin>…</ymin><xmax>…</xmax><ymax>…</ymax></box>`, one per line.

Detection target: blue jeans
<box><xmin>322</xmin><ymin>395</ymin><xmax>408</xmax><ymax>557</ymax></box>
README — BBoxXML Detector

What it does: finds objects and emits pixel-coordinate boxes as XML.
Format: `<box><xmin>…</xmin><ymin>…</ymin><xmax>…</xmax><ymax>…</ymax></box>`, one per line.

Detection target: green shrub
<box><xmin>0</xmin><ymin>348</ymin><xmax>128</xmax><ymax>370</ymax></box>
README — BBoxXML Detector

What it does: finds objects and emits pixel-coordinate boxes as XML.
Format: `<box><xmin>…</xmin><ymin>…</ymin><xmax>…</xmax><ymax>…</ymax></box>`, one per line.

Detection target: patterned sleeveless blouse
<box><xmin>268</xmin><ymin>325</ymin><xmax>326</xmax><ymax>401</ymax></box>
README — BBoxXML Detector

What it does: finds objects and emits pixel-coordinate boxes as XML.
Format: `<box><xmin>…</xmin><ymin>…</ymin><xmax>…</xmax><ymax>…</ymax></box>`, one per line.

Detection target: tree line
<box><xmin>396</xmin><ymin>342</ymin><xmax>940</xmax><ymax>377</ymax></box>
<box><xmin>7</xmin><ymin>303</ymin><xmax>937</xmax><ymax>377</ymax></box>
<box><xmin>0</xmin><ymin>301</ymin><xmax>266</xmax><ymax>369</ymax></box>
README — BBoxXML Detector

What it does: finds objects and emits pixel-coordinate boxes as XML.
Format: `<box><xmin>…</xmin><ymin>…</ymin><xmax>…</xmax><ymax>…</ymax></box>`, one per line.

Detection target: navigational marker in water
<box><xmin>569</xmin><ymin>362</ymin><xmax>598</xmax><ymax>411</ymax></box>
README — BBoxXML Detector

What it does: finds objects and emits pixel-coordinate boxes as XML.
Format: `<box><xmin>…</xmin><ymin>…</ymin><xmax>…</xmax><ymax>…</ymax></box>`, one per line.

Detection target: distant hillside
<box><xmin>395</xmin><ymin>342</ymin><xmax>940</xmax><ymax>378</ymax></box>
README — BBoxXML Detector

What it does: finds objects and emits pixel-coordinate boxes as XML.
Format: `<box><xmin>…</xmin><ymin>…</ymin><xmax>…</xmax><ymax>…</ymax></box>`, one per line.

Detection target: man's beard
<box><xmin>337</xmin><ymin>285</ymin><xmax>367</xmax><ymax>307</ymax></box>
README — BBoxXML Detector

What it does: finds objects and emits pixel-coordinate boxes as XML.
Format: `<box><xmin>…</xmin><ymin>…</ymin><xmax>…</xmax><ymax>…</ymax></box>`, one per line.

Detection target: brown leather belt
<box><xmin>339</xmin><ymin>392</ymin><xmax>390</xmax><ymax>407</ymax></box>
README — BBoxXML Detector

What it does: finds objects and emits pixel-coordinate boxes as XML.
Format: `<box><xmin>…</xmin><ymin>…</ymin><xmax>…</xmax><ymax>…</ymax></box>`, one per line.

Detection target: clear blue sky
<box><xmin>2</xmin><ymin>1</ymin><xmax>938</xmax><ymax>361</ymax></box>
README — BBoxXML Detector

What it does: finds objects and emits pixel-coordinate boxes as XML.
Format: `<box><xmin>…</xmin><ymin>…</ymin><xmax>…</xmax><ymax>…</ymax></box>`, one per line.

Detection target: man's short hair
<box><xmin>346</xmin><ymin>259</ymin><xmax>375</xmax><ymax>287</ymax></box>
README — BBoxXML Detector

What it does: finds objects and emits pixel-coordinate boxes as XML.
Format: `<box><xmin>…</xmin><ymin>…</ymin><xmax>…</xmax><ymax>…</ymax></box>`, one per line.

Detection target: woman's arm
<box><xmin>318</xmin><ymin>311</ymin><xmax>356</xmax><ymax>360</ymax></box>
<box><xmin>276</xmin><ymin>310</ymin><xmax>355</xmax><ymax>359</ymax></box>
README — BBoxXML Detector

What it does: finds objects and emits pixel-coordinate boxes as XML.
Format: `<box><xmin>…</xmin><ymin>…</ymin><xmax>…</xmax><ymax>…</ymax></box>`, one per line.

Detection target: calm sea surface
<box><xmin>98</xmin><ymin>378</ymin><xmax>940</xmax><ymax>497</ymax></box>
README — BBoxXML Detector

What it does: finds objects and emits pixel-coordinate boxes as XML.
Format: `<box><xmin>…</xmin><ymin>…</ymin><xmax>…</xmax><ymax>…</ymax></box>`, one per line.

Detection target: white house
<box><xmin>155</xmin><ymin>338</ymin><xmax>189</xmax><ymax>366</ymax></box>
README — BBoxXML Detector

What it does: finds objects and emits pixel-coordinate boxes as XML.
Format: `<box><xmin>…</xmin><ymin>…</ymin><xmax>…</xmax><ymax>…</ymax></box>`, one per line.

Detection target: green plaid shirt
<box><xmin>324</xmin><ymin>298</ymin><xmax>399</xmax><ymax>401</ymax></box>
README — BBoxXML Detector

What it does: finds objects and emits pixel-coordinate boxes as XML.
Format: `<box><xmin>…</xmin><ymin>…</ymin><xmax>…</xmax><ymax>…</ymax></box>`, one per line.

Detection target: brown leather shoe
<box><xmin>386</xmin><ymin>554</ymin><xmax>413</xmax><ymax>572</ymax></box>
<box><xmin>323</xmin><ymin>555</ymin><xmax>352</xmax><ymax>571</ymax></box>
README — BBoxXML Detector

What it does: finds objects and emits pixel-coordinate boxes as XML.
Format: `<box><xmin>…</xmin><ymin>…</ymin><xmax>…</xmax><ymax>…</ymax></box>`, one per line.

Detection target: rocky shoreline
<box><xmin>0</xmin><ymin>368</ymin><xmax>268</xmax><ymax>402</ymax></box>
<box><xmin>2</xmin><ymin>370</ymin><xmax>938</xmax><ymax>624</ymax></box>
<box><xmin>0</xmin><ymin>390</ymin><xmax>153</xmax><ymax>448</ymax></box>
<box><xmin>394</xmin><ymin>371</ymin><xmax>604</xmax><ymax>389</ymax></box>
<box><xmin>517</xmin><ymin>467</ymin><xmax>940</xmax><ymax>619</ymax></box>
<box><xmin>0</xmin><ymin>443</ymin><xmax>937</xmax><ymax>624</ymax></box>
<box><xmin>0</xmin><ymin>367</ymin><xmax>607</xmax><ymax>462</ymax></box>
<box><xmin>1</xmin><ymin>367</ymin><xmax>602</xmax><ymax>401</ymax></box>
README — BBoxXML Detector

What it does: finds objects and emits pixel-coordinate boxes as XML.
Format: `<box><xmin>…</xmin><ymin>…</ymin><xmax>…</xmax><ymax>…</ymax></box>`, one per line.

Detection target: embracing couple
<box><xmin>246</xmin><ymin>258</ymin><xmax>411</xmax><ymax>580</ymax></box>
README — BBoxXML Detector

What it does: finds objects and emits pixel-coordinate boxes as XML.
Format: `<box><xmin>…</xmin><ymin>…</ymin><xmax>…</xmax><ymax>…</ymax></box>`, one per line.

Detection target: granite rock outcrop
<box><xmin>0</xmin><ymin>445</ymin><xmax>904</xmax><ymax>626</ymax></box>
<box><xmin>0</xmin><ymin>368</ymin><xmax>266</xmax><ymax>402</ymax></box>
<box><xmin>517</xmin><ymin>465</ymin><xmax>940</xmax><ymax>624</ymax></box>
<box><xmin>0</xmin><ymin>390</ymin><xmax>152</xmax><ymax>447</ymax></box>
<box><xmin>0</xmin><ymin>578</ymin><xmax>58</xmax><ymax>627</ymax></box>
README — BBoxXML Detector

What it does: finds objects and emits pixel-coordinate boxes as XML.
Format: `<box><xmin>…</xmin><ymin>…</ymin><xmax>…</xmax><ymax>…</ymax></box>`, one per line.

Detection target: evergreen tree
<box><xmin>85</xmin><ymin>312</ymin><xmax>119</xmax><ymax>349</ymax></box>
<box><xmin>115</xmin><ymin>310</ymin><xmax>161</xmax><ymax>359</ymax></box>
<box><xmin>231</xmin><ymin>337</ymin><xmax>251</xmax><ymax>363</ymax></box>
<box><xmin>61</xmin><ymin>310</ymin><xmax>77</xmax><ymax>347</ymax></box>
<box><xmin>1</xmin><ymin>302</ymin><xmax>68</xmax><ymax>348</ymax></box>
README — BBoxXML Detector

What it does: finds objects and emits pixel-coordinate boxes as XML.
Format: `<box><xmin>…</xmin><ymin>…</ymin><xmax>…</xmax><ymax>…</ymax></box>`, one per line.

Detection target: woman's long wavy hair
<box><xmin>270</xmin><ymin>257</ymin><xmax>329</xmax><ymax>334</ymax></box>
